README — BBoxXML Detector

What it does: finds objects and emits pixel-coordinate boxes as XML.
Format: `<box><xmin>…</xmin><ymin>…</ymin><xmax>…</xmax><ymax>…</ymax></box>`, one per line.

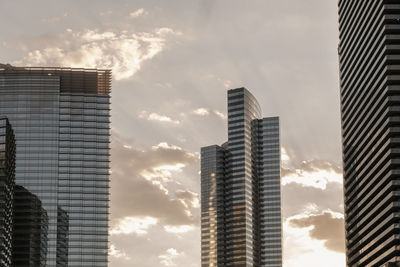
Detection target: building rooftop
<box><xmin>0</xmin><ymin>64</ymin><xmax>111</xmax><ymax>95</ymax></box>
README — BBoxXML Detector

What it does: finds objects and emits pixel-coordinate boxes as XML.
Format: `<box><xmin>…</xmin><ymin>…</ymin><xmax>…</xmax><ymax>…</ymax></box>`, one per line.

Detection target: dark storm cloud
<box><xmin>111</xmin><ymin>134</ymin><xmax>198</xmax><ymax>226</ymax></box>
<box><xmin>290</xmin><ymin>212</ymin><xmax>345</xmax><ymax>253</ymax></box>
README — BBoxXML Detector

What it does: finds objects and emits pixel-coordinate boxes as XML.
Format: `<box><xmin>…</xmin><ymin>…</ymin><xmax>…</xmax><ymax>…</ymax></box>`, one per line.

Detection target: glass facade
<box><xmin>201</xmin><ymin>88</ymin><xmax>282</xmax><ymax>267</ymax></box>
<box><xmin>0</xmin><ymin>65</ymin><xmax>111</xmax><ymax>267</ymax></box>
<box><xmin>201</xmin><ymin>145</ymin><xmax>226</xmax><ymax>266</ymax></box>
<box><xmin>12</xmin><ymin>184</ymin><xmax>48</xmax><ymax>267</ymax></box>
<box><xmin>0</xmin><ymin>117</ymin><xmax>15</xmax><ymax>267</ymax></box>
<box><xmin>338</xmin><ymin>1</ymin><xmax>400</xmax><ymax>266</ymax></box>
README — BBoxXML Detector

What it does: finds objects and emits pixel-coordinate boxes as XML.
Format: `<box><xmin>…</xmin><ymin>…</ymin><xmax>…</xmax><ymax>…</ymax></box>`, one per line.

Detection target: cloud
<box><xmin>12</xmin><ymin>28</ymin><xmax>181</xmax><ymax>80</ymax></box>
<box><xmin>164</xmin><ymin>225</ymin><xmax>194</xmax><ymax>233</ymax></box>
<box><xmin>139</xmin><ymin>111</ymin><xmax>181</xmax><ymax>125</ymax></box>
<box><xmin>192</xmin><ymin>108</ymin><xmax>226</xmax><ymax>119</ymax></box>
<box><xmin>109</xmin><ymin>244</ymin><xmax>131</xmax><ymax>260</ymax></box>
<box><xmin>111</xmin><ymin>217</ymin><xmax>159</xmax><ymax>235</ymax></box>
<box><xmin>159</xmin><ymin>248</ymin><xmax>184</xmax><ymax>266</ymax></box>
<box><xmin>176</xmin><ymin>190</ymin><xmax>200</xmax><ymax>209</ymax></box>
<box><xmin>111</xmin><ymin>134</ymin><xmax>199</xmax><ymax>227</ymax></box>
<box><xmin>282</xmin><ymin>160</ymin><xmax>342</xmax><ymax>189</ymax></box>
<box><xmin>289</xmin><ymin>212</ymin><xmax>345</xmax><ymax>253</ymax></box>
<box><xmin>193</xmin><ymin>108</ymin><xmax>210</xmax><ymax>116</ymax></box>
<box><xmin>130</xmin><ymin>8</ymin><xmax>148</xmax><ymax>18</ymax></box>
<box><xmin>282</xmin><ymin>181</ymin><xmax>343</xmax><ymax>218</ymax></box>
<box><xmin>281</xmin><ymin>159</ymin><xmax>344</xmax><ymax>218</ymax></box>
<box><xmin>283</xmin><ymin>217</ymin><xmax>345</xmax><ymax>267</ymax></box>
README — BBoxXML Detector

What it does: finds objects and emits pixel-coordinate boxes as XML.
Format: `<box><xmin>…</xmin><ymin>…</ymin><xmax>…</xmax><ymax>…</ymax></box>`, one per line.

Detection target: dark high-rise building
<box><xmin>56</xmin><ymin>207</ymin><xmax>69</xmax><ymax>267</ymax></box>
<box><xmin>0</xmin><ymin>64</ymin><xmax>111</xmax><ymax>266</ymax></box>
<box><xmin>12</xmin><ymin>185</ymin><xmax>48</xmax><ymax>267</ymax></box>
<box><xmin>338</xmin><ymin>1</ymin><xmax>400</xmax><ymax>266</ymax></box>
<box><xmin>201</xmin><ymin>88</ymin><xmax>282</xmax><ymax>267</ymax></box>
<box><xmin>0</xmin><ymin>116</ymin><xmax>15</xmax><ymax>267</ymax></box>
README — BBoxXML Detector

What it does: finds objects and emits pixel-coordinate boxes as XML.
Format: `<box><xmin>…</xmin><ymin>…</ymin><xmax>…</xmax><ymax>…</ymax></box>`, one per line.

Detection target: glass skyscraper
<box><xmin>338</xmin><ymin>1</ymin><xmax>400</xmax><ymax>266</ymax></box>
<box><xmin>201</xmin><ymin>88</ymin><xmax>282</xmax><ymax>266</ymax></box>
<box><xmin>0</xmin><ymin>64</ymin><xmax>111</xmax><ymax>266</ymax></box>
<box><xmin>0</xmin><ymin>116</ymin><xmax>15</xmax><ymax>267</ymax></box>
<box><xmin>12</xmin><ymin>184</ymin><xmax>48</xmax><ymax>267</ymax></box>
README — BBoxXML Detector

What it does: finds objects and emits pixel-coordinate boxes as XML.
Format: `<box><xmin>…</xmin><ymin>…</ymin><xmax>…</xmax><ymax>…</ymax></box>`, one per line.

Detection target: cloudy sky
<box><xmin>0</xmin><ymin>0</ymin><xmax>344</xmax><ymax>266</ymax></box>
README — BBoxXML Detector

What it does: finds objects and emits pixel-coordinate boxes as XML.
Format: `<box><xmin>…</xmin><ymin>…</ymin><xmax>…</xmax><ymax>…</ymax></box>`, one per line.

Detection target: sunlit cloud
<box><xmin>12</xmin><ymin>27</ymin><xmax>181</xmax><ymax>80</ymax></box>
<box><xmin>139</xmin><ymin>143</ymin><xmax>192</xmax><ymax>180</ymax></box>
<box><xmin>192</xmin><ymin>108</ymin><xmax>226</xmax><ymax>119</ymax></box>
<box><xmin>164</xmin><ymin>225</ymin><xmax>194</xmax><ymax>233</ymax></box>
<box><xmin>284</xmin><ymin>214</ymin><xmax>345</xmax><ymax>267</ymax></box>
<box><xmin>109</xmin><ymin>244</ymin><xmax>131</xmax><ymax>260</ymax></box>
<box><xmin>152</xmin><ymin>142</ymin><xmax>183</xmax><ymax>151</ymax></box>
<box><xmin>282</xmin><ymin>160</ymin><xmax>342</xmax><ymax>189</ymax></box>
<box><xmin>159</xmin><ymin>248</ymin><xmax>184</xmax><ymax>266</ymax></box>
<box><xmin>111</xmin><ymin>216</ymin><xmax>159</xmax><ymax>235</ymax></box>
<box><xmin>281</xmin><ymin>147</ymin><xmax>291</xmax><ymax>169</ymax></box>
<box><xmin>193</xmin><ymin>108</ymin><xmax>210</xmax><ymax>116</ymax></box>
<box><xmin>214</xmin><ymin>110</ymin><xmax>226</xmax><ymax>119</ymax></box>
<box><xmin>176</xmin><ymin>190</ymin><xmax>200</xmax><ymax>209</ymax></box>
<box><xmin>139</xmin><ymin>111</ymin><xmax>181</xmax><ymax>124</ymax></box>
<box><xmin>140</xmin><ymin>163</ymin><xmax>186</xmax><ymax>184</ymax></box>
<box><xmin>289</xmin><ymin>211</ymin><xmax>344</xmax><ymax>253</ymax></box>
<box><xmin>130</xmin><ymin>8</ymin><xmax>148</xmax><ymax>18</ymax></box>
<box><xmin>154</xmin><ymin>163</ymin><xmax>186</xmax><ymax>172</ymax></box>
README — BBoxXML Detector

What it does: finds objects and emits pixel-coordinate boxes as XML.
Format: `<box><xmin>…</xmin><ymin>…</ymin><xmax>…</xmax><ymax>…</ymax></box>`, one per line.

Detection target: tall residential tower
<box><xmin>338</xmin><ymin>1</ymin><xmax>400</xmax><ymax>266</ymax></box>
<box><xmin>0</xmin><ymin>117</ymin><xmax>15</xmax><ymax>267</ymax></box>
<box><xmin>201</xmin><ymin>88</ymin><xmax>282</xmax><ymax>266</ymax></box>
<box><xmin>0</xmin><ymin>64</ymin><xmax>111</xmax><ymax>266</ymax></box>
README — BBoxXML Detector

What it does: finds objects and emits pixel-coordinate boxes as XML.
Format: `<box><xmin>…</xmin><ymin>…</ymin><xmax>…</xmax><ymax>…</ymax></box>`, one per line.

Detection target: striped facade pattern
<box><xmin>0</xmin><ymin>117</ymin><xmax>15</xmax><ymax>267</ymax></box>
<box><xmin>338</xmin><ymin>1</ymin><xmax>400</xmax><ymax>266</ymax></box>
<box><xmin>0</xmin><ymin>66</ymin><xmax>110</xmax><ymax>267</ymax></box>
<box><xmin>201</xmin><ymin>88</ymin><xmax>282</xmax><ymax>267</ymax></box>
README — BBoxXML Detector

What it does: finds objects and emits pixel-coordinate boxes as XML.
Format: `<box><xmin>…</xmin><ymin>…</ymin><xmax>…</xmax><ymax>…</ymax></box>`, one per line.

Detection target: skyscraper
<box><xmin>0</xmin><ymin>64</ymin><xmax>111</xmax><ymax>266</ymax></box>
<box><xmin>0</xmin><ymin>116</ymin><xmax>15</xmax><ymax>267</ymax></box>
<box><xmin>338</xmin><ymin>1</ymin><xmax>400</xmax><ymax>266</ymax></box>
<box><xmin>12</xmin><ymin>185</ymin><xmax>48</xmax><ymax>267</ymax></box>
<box><xmin>201</xmin><ymin>88</ymin><xmax>282</xmax><ymax>266</ymax></box>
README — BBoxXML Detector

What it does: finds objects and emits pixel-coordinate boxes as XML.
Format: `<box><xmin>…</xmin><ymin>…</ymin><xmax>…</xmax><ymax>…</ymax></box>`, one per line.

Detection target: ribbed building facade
<box><xmin>0</xmin><ymin>64</ymin><xmax>111</xmax><ymax>266</ymax></box>
<box><xmin>201</xmin><ymin>88</ymin><xmax>282</xmax><ymax>267</ymax></box>
<box><xmin>338</xmin><ymin>1</ymin><xmax>400</xmax><ymax>266</ymax></box>
<box><xmin>0</xmin><ymin>117</ymin><xmax>15</xmax><ymax>267</ymax></box>
<box><xmin>12</xmin><ymin>185</ymin><xmax>48</xmax><ymax>267</ymax></box>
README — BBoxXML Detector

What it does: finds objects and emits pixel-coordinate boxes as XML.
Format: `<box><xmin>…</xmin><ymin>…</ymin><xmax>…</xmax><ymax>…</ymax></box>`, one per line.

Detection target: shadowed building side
<box><xmin>338</xmin><ymin>1</ymin><xmax>400</xmax><ymax>266</ymax></box>
<box><xmin>12</xmin><ymin>185</ymin><xmax>48</xmax><ymax>267</ymax></box>
<box><xmin>0</xmin><ymin>117</ymin><xmax>15</xmax><ymax>267</ymax></box>
<box><xmin>56</xmin><ymin>207</ymin><xmax>69</xmax><ymax>267</ymax></box>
